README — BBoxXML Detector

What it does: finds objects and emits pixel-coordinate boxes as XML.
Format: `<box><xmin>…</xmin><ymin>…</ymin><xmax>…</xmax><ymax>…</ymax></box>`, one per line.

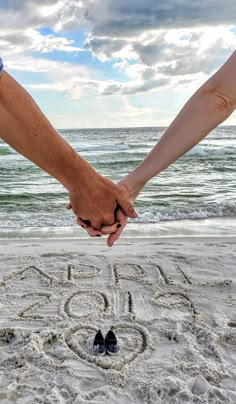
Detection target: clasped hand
<box><xmin>67</xmin><ymin>169</ymin><xmax>137</xmax><ymax>246</ymax></box>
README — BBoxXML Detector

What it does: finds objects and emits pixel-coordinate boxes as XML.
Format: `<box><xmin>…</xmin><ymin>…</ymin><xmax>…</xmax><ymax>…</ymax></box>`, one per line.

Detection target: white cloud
<box><xmin>61</xmin><ymin>0</ymin><xmax>236</xmax><ymax>35</ymax></box>
<box><xmin>0</xmin><ymin>27</ymin><xmax>83</xmax><ymax>57</ymax></box>
<box><xmin>0</xmin><ymin>0</ymin><xmax>236</xmax><ymax>127</ymax></box>
<box><xmin>19</xmin><ymin>58</ymin><xmax>98</xmax><ymax>100</ymax></box>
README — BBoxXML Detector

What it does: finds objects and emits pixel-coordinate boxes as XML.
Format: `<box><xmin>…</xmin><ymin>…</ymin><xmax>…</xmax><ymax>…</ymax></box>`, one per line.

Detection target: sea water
<box><xmin>0</xmin><ymin>126</ymin><xmax>236</xmax><ymax>239</ymax></box>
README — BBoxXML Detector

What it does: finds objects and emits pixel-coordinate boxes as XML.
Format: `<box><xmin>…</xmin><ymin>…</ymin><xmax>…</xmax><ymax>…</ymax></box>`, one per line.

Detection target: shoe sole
<box><xmin>93</xmin><ymin>350</ymin><xmax>106</xmax><ymax>356</ymax></box>
<box><xmin>106</xmin><ymin>349</ymin><xmax>120</xmax><ymax>356</ymax></box>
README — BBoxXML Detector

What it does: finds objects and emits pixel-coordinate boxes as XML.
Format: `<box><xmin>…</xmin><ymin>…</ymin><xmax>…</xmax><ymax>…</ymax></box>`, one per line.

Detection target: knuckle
<box><xmin>92</xmin><ymin>221</ymin><xmax>101</xmax><ymax>230</ymax></box>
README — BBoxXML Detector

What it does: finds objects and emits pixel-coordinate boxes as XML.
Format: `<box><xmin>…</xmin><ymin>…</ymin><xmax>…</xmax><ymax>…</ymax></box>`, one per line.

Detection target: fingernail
<box><xmin>84</xmin><ymin>220</ymin><xmax>91</xmax><ymax>226</ymax></box>
<box><xmin>117</xmin><ymin>224</ymin><xmax>121</xmax><ymax>228</ymax></box>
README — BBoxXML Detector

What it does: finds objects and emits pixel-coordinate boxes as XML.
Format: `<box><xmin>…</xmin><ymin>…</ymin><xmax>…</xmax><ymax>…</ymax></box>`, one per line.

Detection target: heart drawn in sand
<box><xmin>65</xmin><ymin>322</ymin><xmax>151</xmax><ymax>371</ymax></box>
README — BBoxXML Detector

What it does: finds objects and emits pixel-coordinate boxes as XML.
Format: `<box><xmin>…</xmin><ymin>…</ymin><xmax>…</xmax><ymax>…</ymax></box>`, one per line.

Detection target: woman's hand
<box><xmin>75</xmin><ymin>179</ymin><xmax>140</xmax><ymax>246</ymax></box>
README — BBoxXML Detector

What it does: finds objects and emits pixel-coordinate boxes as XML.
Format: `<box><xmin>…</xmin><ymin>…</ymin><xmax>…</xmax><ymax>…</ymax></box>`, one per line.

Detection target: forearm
<box><xmin>125</xmin><ymin>88</ymin><xmax>234</xmax><ymax>194</ymax></box>
<box><xmin>0</xmin><ymin>71</ymin><xmax>92</xmax><ymax>191</ymax></box>
<box><xmin>124</xmin><ymin>51</ymin><xmax>236</xmax><ymax>197</ymax></box>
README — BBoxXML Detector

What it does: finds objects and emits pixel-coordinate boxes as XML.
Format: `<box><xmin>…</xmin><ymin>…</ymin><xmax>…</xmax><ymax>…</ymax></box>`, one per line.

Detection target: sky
<box><xmin>0</xmin><ymin>0</ymin><xmax>236</xmax><ymax>129</ymax></box>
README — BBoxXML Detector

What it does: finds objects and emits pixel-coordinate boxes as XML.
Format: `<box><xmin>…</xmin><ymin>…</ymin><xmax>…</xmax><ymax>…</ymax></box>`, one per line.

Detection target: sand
<box><xmin>0</xmin><ymin>237</ymin><xmax>235</xmax><ymax>403</ymax></box>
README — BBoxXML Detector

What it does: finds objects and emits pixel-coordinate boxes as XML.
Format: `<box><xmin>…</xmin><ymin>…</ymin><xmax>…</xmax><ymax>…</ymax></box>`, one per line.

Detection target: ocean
<box><xmin>1</xmin><ymin>126</ymin><xmax>236</xmax><ymax>239</ymax></box>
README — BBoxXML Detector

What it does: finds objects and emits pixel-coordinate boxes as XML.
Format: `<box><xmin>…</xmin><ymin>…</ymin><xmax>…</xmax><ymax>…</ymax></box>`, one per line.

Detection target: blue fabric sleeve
<box><xmin>0</xmin><ymin>57</ymin><xmax>3</xmax><ymax>76</ymax></box>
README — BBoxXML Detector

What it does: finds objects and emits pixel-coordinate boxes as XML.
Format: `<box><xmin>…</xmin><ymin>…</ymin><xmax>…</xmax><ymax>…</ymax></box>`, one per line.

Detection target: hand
<box><xmin>102</xmin><ymin>207</ymin><xmax>128</xmax><ymax>246</ymax></box>
<box><xmin>67</xmin><ymin>168</ymin><xmax>138</xmax><ymax>231</ymax></box>
<box><xmin>102</xmin><ymin>180</ymin><xmax>137</xmax><ymax>246</ymax></box>
<box><xmin>77</xmin><ymin>178</ymin><xmax>139</xmax><ymax>245</ymax></box>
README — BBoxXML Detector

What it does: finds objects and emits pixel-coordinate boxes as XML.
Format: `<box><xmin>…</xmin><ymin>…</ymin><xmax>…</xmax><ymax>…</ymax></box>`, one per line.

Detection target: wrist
<box><xmin>118</xmin><ymin>172</ymin><xmax>145</xmax><ymax>202</ymax></box>
<box><xmin>63</xmin><ymin>153</ymin><xmax>96</xmax><ymax>192</ymax></box>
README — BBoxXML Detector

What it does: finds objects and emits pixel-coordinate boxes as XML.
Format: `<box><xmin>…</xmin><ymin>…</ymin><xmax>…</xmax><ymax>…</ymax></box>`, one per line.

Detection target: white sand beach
<box><xmin>0</xmin><ymin>237</ymin><xmax>236</xmax><ymax>403</ymax></box>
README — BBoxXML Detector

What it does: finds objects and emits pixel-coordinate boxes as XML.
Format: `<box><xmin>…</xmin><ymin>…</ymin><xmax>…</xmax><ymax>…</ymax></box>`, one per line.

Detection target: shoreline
<box><xmin>1</xmin><ymin>216</ymin><xmax>236</xmax><ymax>241</ymax></box>
<box><xmin>0</xmin><ymin>235</ymin><xmax>236</xmax><ymax>257</ymax></box>
<box><xmin>1</xmin><ymin>235</ymin><xmax>236</xmax><ymax>243</ymax></box>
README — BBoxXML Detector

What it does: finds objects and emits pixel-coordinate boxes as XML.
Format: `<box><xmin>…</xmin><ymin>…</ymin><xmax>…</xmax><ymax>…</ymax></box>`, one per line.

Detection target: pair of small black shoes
<box><xmin>93</xmin><ymin>329</ymin><xmax>120</xmax><ymax>356</ymax></box>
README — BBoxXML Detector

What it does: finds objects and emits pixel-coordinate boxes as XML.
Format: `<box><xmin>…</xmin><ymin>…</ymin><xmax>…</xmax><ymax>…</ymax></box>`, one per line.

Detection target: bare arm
<box><xmin>0</xmin><ymin>71</ymin><xmax>91</xmax><ymax>191</ymax></box>
<box><xmin>101</xmin><ymin>50</ymin><xmax>236</xmax><ymax>245</ymax></box>
<box><xmin>0</xmin><ymin>70</ymin><xmax>137</xmax><ymax>229</ymax></box>
<box><xmin>123</xmin><ymin>50</ymin><xmax>236</xmax><ymax>198</ymax></box>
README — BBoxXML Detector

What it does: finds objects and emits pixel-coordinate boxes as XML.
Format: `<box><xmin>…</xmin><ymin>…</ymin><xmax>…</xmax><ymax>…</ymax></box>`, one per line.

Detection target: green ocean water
<box><xmin>1</xmin><ymin>126</ymin><xmax>236</xmax><ymax>238</ymax></box>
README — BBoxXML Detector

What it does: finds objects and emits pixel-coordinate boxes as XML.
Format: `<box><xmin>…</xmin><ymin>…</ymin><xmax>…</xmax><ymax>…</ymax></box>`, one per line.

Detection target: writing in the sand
<box><xmin>0</xmin><ymin>260</ymin><xmax>199</xmax><ymax>322</ymax></box>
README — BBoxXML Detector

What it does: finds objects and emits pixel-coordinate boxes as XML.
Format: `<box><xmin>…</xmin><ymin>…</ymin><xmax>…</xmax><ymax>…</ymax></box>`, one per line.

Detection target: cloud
<box><xmin>0</xmin><ymin>0</ymin><xmax>236</xmax><ymax>102</ymax></box>
<box><xmin>102</xmin><ymin>77</ymin><xmax>170</xmax><ymax>95</ymax></box>
<box><xmin>1</xmin><ymin>1</ymin><xmax>236</xmax><ymax>34</ymax></box>
<box><xmin>17</xmin><ymin>57</ymin><xmax>98</xmax><ymax>100</ymax></box>
<box><xmin>68</xmin><ymin>0</ymin><xmax>236</xmax><ymax>36</ymax></box>
<box><xmin>0</xmin><ymin>1</ymin><xmax>56</xmax><ymax>30</ymax></box>
<box><xmin>25</xmin><ymin>79</ymin><xmax>100</xmax><ymax>100</ymax></box>
<box><xmin>87</xmin><ymin>26</ymin><xmax>235</xmax><ymax>69</ymax></box>
<box><xmin>0</xmin><ymin>28</ymin><xmax>83</xmax><ymax>56</ymax></box>
<box><xmin>84</xmin><ymin>36</ymin><xmax>133</xmax><ymax>62</ymax></box>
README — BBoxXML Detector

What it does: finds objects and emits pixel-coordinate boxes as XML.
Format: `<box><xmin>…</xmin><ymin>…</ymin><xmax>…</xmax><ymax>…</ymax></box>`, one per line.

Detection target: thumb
<box><xmin>116</xmin><ymin>196</ymin><xmax>138</xmax><ymax>218</ymax></box>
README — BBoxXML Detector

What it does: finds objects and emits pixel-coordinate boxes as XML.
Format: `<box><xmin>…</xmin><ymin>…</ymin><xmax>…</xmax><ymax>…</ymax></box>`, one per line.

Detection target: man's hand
<box><xmin>67</xmin><ymin>168</ymin><xmax>138</xmax><ymax>231</ymax></box>
<box><xmin>77</xmin><ymin>178</ymin><xmax>139</xmax><ymax>245</ymax></box>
